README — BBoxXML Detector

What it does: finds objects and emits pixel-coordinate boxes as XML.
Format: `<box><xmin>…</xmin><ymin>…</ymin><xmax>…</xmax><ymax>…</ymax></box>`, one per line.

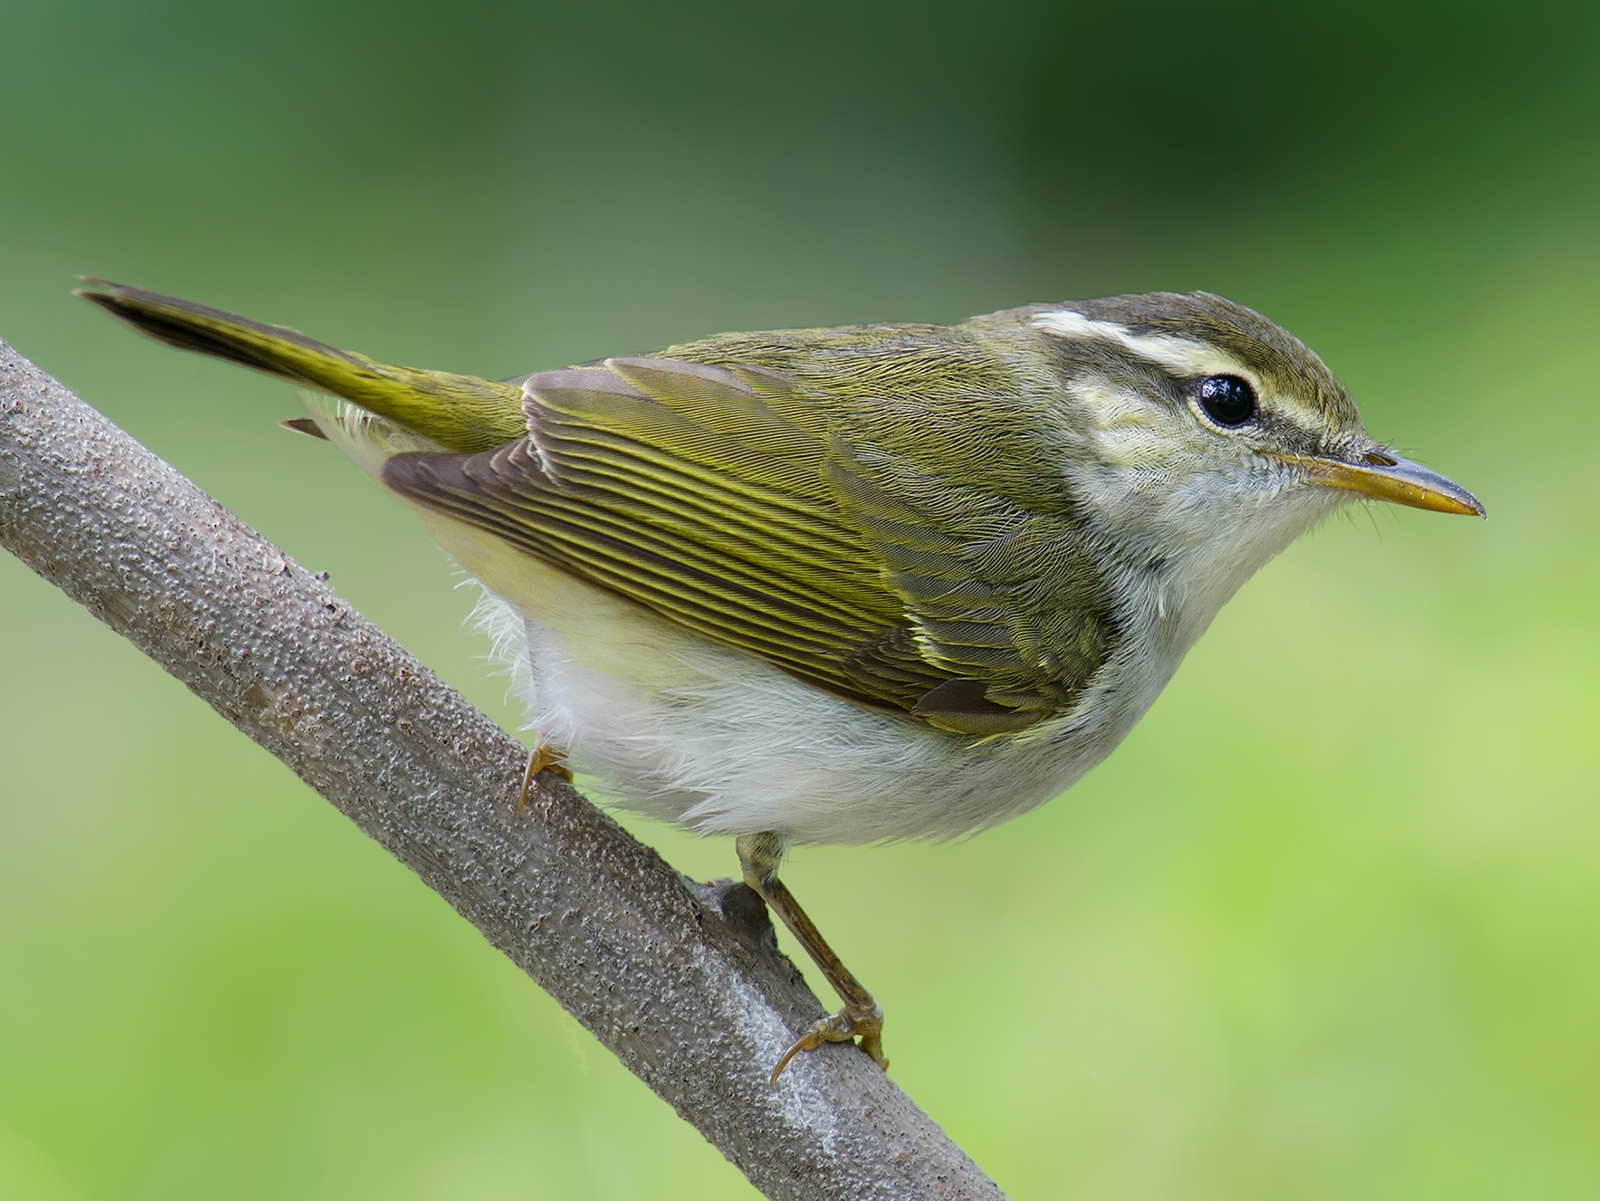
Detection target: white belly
<box><xmin>304</xmin><ymin>392</ymin><xmax>1174</xmax><ymax>844</ymax></box>
<box><xmin>416</xmin><ymin>510</ymin><xmax>1169</xmax><ymax>845</ymax></box>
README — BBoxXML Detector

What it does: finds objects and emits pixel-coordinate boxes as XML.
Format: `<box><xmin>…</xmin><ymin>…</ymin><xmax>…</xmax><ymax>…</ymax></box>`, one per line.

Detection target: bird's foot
<box><xmin>735</xmin><ymin>831</ymin><xmax>891</xmax><ymax>1085</ymax></box>
<box><xmin>517</xmin><ymin>743</ymin><xmax>573</xmax><ymax>814</ymax></box>
<box><xmin>770</xmin><ymin>1000</ymin><xmax>888</xmax><ymax>1083</ymax></box>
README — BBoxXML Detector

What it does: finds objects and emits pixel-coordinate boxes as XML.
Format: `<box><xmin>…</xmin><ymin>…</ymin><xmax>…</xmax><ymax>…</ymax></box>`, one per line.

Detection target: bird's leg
<box><xmin>736</xmin><ymin>831</ymin><xmax>888</xmax><ymax>1083</ymax></box>
<box><xmin>517</xmin><ymin>742</ymin><xmax>573</xmax><ymax>815</ymax></box>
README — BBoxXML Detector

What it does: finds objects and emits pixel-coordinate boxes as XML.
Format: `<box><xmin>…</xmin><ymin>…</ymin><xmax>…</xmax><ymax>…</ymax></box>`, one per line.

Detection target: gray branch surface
<box><xmin>0</xmin><ymin>341</ymin><xmax>1005</xmax><ymax>1201</ymax></box>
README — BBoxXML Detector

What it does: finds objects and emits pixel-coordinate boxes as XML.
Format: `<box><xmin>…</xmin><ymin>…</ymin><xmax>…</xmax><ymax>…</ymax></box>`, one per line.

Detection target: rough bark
<box><xmin>0</xmin><ymin>340</ymin><xmax>1005</xmax><ymax>1201</ymax></box>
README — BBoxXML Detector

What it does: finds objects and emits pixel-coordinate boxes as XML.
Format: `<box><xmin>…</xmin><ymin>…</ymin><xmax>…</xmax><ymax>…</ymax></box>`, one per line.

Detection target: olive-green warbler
<box><xmin>81</xmin><ymin>281</ymin><xmax>1482</xmax><ymax>1081</ymax></box>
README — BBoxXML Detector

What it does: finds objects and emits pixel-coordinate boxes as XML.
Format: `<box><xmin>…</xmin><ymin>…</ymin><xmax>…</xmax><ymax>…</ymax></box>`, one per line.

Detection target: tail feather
<box><xmin>77</xmin><ymin>279</ymin><xmax>528</xmax><ymax>455</ymax></box>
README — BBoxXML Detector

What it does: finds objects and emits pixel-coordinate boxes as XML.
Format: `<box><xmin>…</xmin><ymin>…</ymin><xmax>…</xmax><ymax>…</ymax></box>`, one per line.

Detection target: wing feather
<box><xmin>381</xmin><ymin>333</ymin><xmax>1118</xmax><ymax>732</ymax></box>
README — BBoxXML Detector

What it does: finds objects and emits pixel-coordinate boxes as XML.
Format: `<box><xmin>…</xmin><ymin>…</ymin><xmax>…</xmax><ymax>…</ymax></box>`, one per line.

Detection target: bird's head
<box><xmin>1021</xmin><ymin>292</ymin><xmax>1482</xmax><ymax>635</ymax></box>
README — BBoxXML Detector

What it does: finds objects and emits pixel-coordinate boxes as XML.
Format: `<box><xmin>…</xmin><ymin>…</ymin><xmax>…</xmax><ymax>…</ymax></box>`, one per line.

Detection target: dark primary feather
<box><xmin>383</xmin><ymin>330</ymin><xmax>1118</xmax><ymax>734</ymax></box>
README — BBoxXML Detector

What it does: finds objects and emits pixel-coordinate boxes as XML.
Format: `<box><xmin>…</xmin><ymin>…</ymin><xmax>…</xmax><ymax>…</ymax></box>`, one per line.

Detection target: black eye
<box><xmin>1195</xmin><ymin>375</ymin><xmax>1257</xmax><ymax>427</ymax></box>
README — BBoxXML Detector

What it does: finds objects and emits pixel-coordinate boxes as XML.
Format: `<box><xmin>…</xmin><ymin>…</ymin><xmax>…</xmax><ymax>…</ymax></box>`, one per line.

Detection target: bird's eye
<box><xmin>1195</xmin><ymin>375</ymin><xmax>1257</xmax><ymax>427</ymax></box>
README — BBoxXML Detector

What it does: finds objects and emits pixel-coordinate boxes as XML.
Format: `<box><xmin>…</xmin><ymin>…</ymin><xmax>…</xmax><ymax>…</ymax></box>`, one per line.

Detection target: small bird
<box><xmin>81</xmin><ymin>280</ymin><xmax>1483</xmax><ymax>1081</ymax></box>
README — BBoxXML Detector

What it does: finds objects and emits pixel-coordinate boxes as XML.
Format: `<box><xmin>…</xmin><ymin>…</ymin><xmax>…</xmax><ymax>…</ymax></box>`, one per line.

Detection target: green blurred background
<box><xmin>2</xmin><ymin>1</ymin><xmax>1598</xmax><ymax>1197</ymax></box>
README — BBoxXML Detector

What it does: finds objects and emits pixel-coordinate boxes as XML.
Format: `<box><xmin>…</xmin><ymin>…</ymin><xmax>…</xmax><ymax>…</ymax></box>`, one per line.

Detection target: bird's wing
<box><xmin>381</xmin><ymin>347</ymin><xmax>1116</xmax><ymax>734</ymax></box>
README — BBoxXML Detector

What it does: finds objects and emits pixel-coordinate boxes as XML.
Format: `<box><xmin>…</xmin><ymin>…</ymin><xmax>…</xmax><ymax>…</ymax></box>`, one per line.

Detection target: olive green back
<box><xmin>384</xmin><ymin>328</ymin><xmax>1117</xmax><ymax>734</ymax></box>
<box><xmin>83</xmin><ymin>282</ymin><xmax>1118</xmax><ymax>734</ymax></box>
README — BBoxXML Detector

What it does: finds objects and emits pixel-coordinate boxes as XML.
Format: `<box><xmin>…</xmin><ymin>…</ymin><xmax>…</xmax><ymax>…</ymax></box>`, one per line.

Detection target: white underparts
<box><xmin>307</xmin><ymin>385</ymin><xmax>1345</xmax><ymax>846</ymax></box>
<box><xmin>429</xmin><ymin>508</ymin><xmax>1154</xmax><ymax>844</ymax></box>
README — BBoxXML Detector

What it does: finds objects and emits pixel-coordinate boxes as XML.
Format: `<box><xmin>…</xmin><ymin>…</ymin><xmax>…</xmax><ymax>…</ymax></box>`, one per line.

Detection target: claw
<box><xmin>769</xmin><ymin>1003</ymin><xmax>888</xmax><ymax>1083</ymax></box>
<box><xmin>517</xmin><ymin>743</ymin><xmax>573</xmax><ymax>814</ymax></box>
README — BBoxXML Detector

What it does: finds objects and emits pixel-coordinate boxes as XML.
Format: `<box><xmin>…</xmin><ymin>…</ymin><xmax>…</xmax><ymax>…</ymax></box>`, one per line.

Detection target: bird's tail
<box><xmin>76</xmin><ymin>279</ymin><xmax>527</xmax><ymax>456</ymax></box>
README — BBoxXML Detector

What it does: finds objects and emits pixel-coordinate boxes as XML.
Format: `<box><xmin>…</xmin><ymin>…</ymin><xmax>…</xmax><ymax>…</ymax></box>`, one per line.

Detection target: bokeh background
<box><xmin>2</xmin><ymin>1</ymin><xmax>1598</xmax><ymax>1197</ymax></box>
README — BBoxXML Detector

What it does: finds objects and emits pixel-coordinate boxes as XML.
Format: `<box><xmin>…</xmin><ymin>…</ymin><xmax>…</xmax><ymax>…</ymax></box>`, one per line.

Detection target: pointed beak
<box><xmin>1292</xmin><ymin>447</ymin><xmax>1485</xmax><ymax>517</ymax></box>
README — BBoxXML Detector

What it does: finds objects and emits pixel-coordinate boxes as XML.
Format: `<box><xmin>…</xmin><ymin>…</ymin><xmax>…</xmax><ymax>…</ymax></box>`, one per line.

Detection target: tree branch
<box><xmin>0</xmin><ymin>340</ymin><xmax>1005</xmax><ymax>1201</ymax></box>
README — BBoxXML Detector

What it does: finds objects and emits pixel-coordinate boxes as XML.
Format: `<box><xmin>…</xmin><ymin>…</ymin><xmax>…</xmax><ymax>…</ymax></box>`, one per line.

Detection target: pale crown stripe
<box><xmin>1033</xmin><ymin>309</ymin><xmax>1245</xmax><ymax>381</ymax></box>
